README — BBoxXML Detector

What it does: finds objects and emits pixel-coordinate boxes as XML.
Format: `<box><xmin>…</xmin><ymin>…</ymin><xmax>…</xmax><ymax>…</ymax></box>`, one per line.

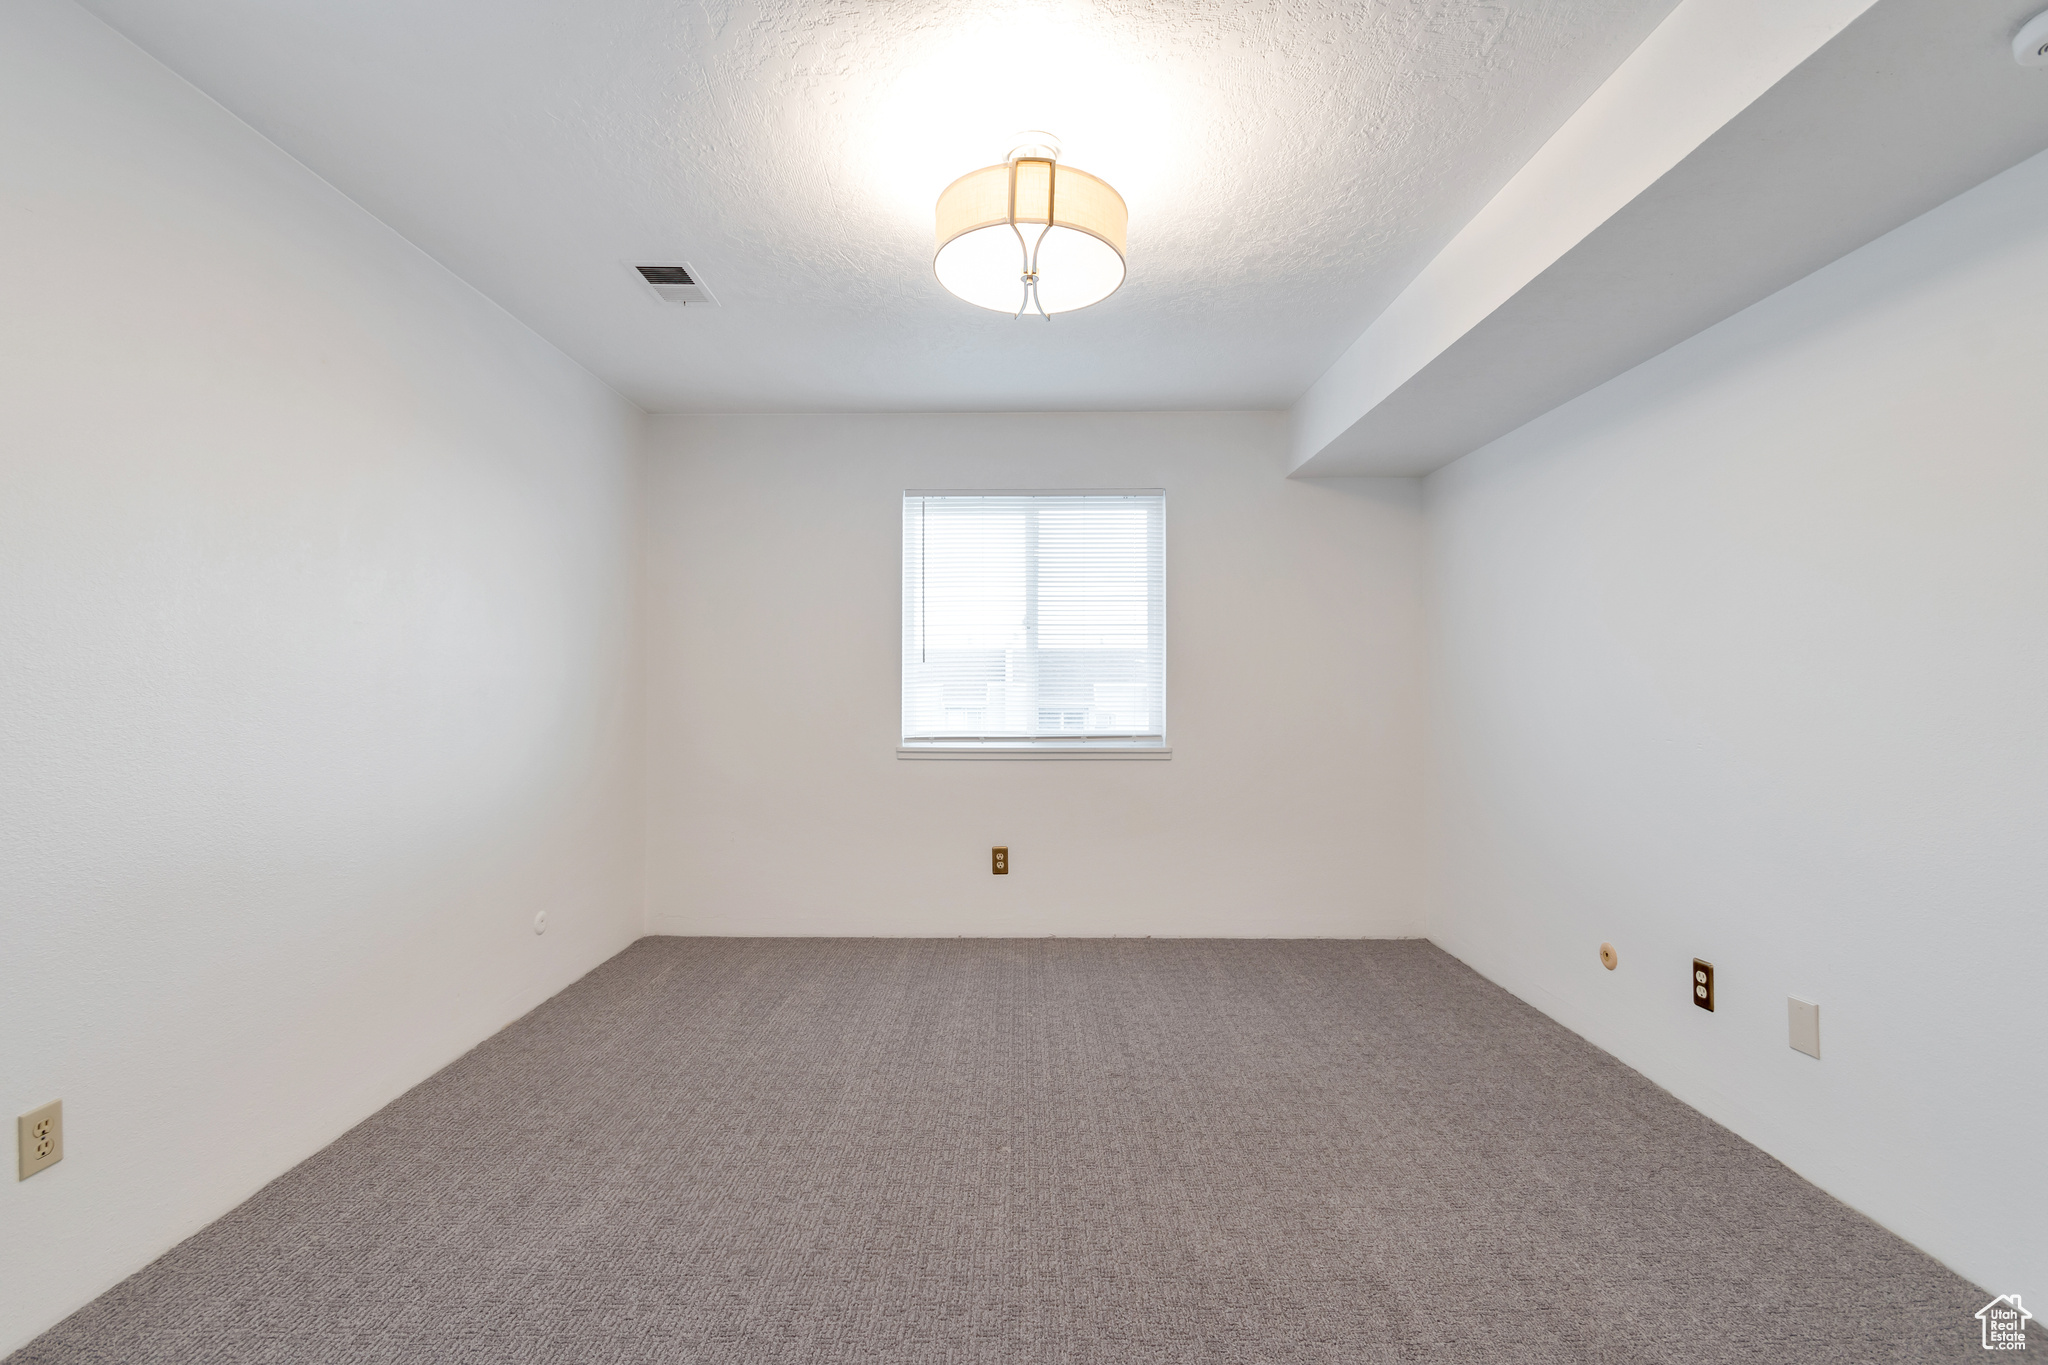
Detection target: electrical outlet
<box><xmin>18</xmin><ymin>1101</ymin><xmax>61</xmax><ymax>1181</ymax></box>
<box><xmin>991</xmin><ymin>846</ymin><xmax>1008</xmax><ymax>875</ymax></box>
<box><xmin>1692</xmin><ymin>959</ymin><xmax>1714</xmax><ymax>1012</ymax></box>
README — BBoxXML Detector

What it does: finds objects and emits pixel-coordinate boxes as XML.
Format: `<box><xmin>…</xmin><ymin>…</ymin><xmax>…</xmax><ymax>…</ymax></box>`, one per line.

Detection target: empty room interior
<box><xmin>5</xmin><ymin>0</ymin><xmax>2047</xmax><ymax>1359</ymax></box>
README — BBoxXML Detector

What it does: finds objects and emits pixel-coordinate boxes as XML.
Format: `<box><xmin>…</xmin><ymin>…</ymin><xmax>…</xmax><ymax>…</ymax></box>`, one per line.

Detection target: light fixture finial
<box><xmin>1006</xmin><ymin>131</ymin><xmax>1062</xmax><ymax>163</ymax></box>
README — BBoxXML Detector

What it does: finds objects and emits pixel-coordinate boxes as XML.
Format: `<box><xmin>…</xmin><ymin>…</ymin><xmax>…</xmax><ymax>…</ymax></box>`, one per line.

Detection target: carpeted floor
<box><xmin>8</xmin><ymin>938</ymin><xmax>2014</xmax><ymax>1363</ymax></box>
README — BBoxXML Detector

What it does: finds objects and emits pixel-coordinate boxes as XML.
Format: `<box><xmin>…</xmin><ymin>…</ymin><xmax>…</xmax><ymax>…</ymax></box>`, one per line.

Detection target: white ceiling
<box><xmin>75</xmin><ymin>0</ymin><xmax>1679</xmax><ymax>413</ymax></box>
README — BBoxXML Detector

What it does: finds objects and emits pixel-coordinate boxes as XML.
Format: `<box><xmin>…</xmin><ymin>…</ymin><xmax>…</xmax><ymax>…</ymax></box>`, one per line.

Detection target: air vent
<box><xmin>634</xmin><ymin>264</ymin><xmax>716</xmax><ymax>306</ymax></box>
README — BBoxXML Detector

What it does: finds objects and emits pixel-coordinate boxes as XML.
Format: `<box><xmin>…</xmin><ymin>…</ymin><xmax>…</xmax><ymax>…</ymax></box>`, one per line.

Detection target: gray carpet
<box><xmin>9</xmin><ymin>938</ymin><xmax>2014</xmax><ymax>1363</ymax></box>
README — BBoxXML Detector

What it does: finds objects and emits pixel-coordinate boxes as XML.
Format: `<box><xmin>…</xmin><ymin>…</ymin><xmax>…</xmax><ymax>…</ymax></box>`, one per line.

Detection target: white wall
<box><xmin>644</xmin><ymin>412</ymin><xmax>1426</xmax><ymax>938</ymax></box>
<box><xmin>1426</xmin><ymin>147</ymin><xmax>2048</xmax><ymax>1304</ymax></box>
<box><xmin>0</xmin><ymin>1</ymin><xmax>644</xmax><ymax>1351</ymax></box>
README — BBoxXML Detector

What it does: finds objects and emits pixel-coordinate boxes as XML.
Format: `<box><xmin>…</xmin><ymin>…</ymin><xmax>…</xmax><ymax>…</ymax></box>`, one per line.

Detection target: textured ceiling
<box><xmin>77</xmin><ymin>0</ymin><xmax>1679</xmax><ymax>413</ymax></box>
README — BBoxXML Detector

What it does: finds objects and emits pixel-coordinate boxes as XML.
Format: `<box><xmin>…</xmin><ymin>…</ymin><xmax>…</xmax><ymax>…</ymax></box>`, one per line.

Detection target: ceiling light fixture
<box><xmin>933</xmin><ymin>133</ymin><xmax>1127</xmax><ymax>319</ymax></box>
<box><xmin>2017</xmin><ymin>8</ymin><xmax>2048</xmax><ymax>66</ymax></box>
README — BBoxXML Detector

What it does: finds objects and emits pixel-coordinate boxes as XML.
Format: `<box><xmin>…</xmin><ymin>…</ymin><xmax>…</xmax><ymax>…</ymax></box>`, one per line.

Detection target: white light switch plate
<box><xmin>1788</xmin><ymin>997</ymin><xmax>1820</xmax><ymax>1059</ymax></box>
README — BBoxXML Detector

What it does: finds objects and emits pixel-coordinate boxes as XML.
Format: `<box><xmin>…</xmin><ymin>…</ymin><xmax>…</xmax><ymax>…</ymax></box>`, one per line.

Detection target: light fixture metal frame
<box><xmin>1007</xmin><ymin>154</ymin><xmax>1057</xmax><ymax>321</ymax></box>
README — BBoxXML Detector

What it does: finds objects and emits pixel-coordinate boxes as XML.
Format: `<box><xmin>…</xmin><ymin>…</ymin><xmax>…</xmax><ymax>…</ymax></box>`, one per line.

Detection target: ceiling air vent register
<box><xmin>635</xmin><ymin>265</ymin><xmax>716</xmax><ymax>305</ymax></box>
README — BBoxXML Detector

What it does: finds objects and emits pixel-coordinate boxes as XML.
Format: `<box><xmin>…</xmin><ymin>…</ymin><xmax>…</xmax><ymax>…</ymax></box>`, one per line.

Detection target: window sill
<box><xmin>897</xmin><ymin>745</ymin><xmax>1171</xmax><ymax>761</ymax></box>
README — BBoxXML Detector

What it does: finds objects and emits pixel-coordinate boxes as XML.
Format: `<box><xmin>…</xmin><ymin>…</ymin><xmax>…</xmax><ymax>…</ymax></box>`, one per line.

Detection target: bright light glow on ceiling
<box><xmin>859</xmin><ymin>1</ymin><xmax>1185</xmax><ymax>238</ymax></box>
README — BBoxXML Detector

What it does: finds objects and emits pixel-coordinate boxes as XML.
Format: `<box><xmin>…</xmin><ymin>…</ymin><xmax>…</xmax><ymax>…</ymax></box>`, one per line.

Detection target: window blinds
<box><xmin>902</xmin><ymin>491</ymin><xmax>1165</xmax><ymax>749</ymax></box>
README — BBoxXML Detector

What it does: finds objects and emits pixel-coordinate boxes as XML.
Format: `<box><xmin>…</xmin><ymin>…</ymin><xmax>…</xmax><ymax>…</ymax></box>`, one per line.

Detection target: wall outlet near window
<box><xmin>1692</xmin><ymin>959</ymin><xmax>1714</xmax><ymax>1012</ymax></box>
<box><xmin>18</xmin><ymin>1100</ymin><xmax>61</xmax><ymax>1180</ymax></box>
<box><xmin>992</xmin><ymin>847</ymin><xmax>1008</xmax><ymax>875</ymax></box>
<box><xmin>1788</xmin><ymin>998</ymin><xmax>1820</xmax><ymax>1058</ymax></box>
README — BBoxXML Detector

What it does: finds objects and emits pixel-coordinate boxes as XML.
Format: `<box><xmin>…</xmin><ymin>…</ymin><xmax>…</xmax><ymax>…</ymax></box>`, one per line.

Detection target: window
<box><xmin>901</xmin><ymin>491</ymin><xmax>1166</xmax><ymax>757</ymax></box>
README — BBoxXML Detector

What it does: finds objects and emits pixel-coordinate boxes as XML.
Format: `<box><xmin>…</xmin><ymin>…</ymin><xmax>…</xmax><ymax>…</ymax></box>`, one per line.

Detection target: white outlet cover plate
<box><xmin>1788</xmin><ymin>997</ymin><xmax>1821</xmax><ymax>1059</ymax></box>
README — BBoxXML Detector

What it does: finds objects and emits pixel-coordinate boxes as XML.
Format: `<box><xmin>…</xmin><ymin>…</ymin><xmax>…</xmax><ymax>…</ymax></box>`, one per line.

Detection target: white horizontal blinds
<box><xmin>903</xmin><ymin>492</ymin><xmax>1165</xmax><ymax>744</ymax></box>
